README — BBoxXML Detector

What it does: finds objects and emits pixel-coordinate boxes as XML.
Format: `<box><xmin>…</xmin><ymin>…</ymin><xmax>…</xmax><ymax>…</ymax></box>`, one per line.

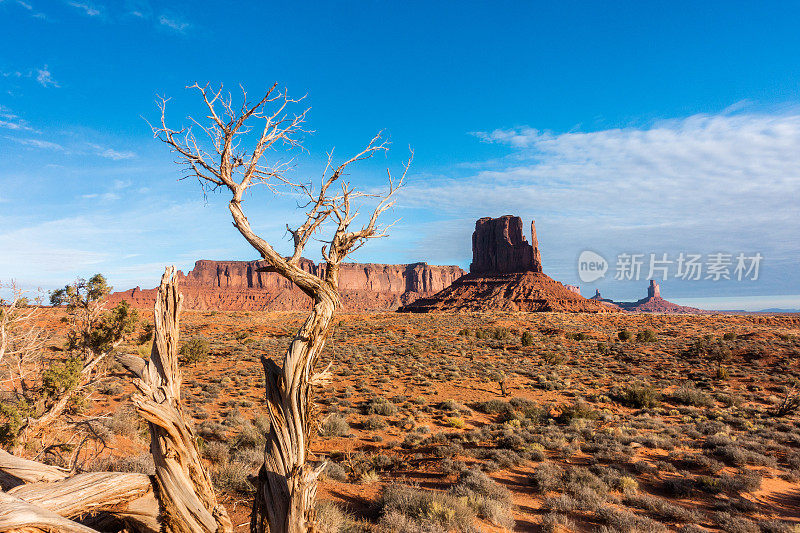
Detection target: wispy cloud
<box><xmin>125</xmin><ymin>0</ymin><xmax>152</xmax><ymax>19</ymax></box>
<box><xmin>1</xmin><ymin>65</ymin><xmax>59</xmax><ymax>87</ymax></box>
<box><xmin>7</xmin><ymin>136</ymin><xmax>66</xmax><ymax>150</ymax></box>
<box><xmin>0</xmin><ymin>119</ymin><xmax>37</xmax><ymax>131</ymax></box>
<box><xmin>158</xmin><ymin>13</ymin><xmax>189</xmax><ymax>32</ymax></box>
<box><xmin>87</xmin><ymin>143</ymin><xmax>136</xmax><ymax>160</ymax></box>
<box><xmin>81</xmin><ymin>192</ymin><xmax>121</xmax><ymax>201</ymax></box>
<box><xmin>35</xmin><ymin>65</ymin><xmax>59</xmax><ymax>87</ymax></box>
<box><xmin>0</xmin><ymin>106</ymin><xmax>37</xmax><ymax>132</ymax></box>
<box><xmin>67</xmin><ymin>1</ymin><xmax>100</xmax><ymax>16</ymax></box>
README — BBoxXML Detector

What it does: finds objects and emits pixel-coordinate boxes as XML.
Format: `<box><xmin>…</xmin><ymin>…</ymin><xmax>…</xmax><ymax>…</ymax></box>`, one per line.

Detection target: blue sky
<box><xmin>1</xmin><ymin>1</ymin><xmax>799</xmax><ymax>310</ymax></box>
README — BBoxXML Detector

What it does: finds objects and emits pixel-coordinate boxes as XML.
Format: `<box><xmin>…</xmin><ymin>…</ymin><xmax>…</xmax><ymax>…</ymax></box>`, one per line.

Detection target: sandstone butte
<box><xmin>107</xmin><ymin>259</ymin><xmax>465</xmax><ymax>312</ymax></box>
<box><xmin>398</xmin><ymin>215</ymin><xmax>616</xmax><ymax>313</ymax></box>
<box><xmin>591</xmin><ymin>280</ymin><xmax>712</xmax><ymax>314</ymax></box>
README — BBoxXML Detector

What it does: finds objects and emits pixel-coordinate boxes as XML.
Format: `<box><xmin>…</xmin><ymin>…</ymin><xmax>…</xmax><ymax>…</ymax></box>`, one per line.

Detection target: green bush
<box><xmin>636</xmin><ymin>329</ymin><xmax>657</xmax><ymax>342</ymax></box>
<box><xmin>521</xmin><ymin>330</ymin><xmax>536</xmax><ymax>346</ymax></box>
<box><xmin>179</xmin><ymin>337</ymin><xmax>210</xmax><ymax>366</ymax></box>
<box><xmin>618</xmin><ymin>329</ymin><xmax>633</xmax><ymax>342</ymax></box>
<box><xmin>42</xmin><ymin>357</ymin><xmax>82</xmax><ymax>398</ymax></box>
<box><xmin>0</xmin><ymin>402</ymin><xmax>31</xmax><ymax>446</ymax></box>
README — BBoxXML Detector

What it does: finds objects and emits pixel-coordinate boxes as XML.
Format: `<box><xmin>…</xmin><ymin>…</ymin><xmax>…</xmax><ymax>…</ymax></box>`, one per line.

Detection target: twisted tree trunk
<box><xmin>250</xmin><ymin>286</ymin><xmax>338</xmax><ymax>533</ymax></box>
<box><xmin>130</xmin><ymin>267</ymin><xmax>232</xmax><ymax>533</ymax></box>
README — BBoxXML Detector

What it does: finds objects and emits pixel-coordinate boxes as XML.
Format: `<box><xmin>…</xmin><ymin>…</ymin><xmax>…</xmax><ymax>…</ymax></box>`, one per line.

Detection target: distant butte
<box><xmin>398</xmin><ymin>215</ymin><xmax>614</xmax><ymax>313</ymax></box>
<box><xmin>592</xmin><ymin>281</ymin><xmax>710</xmax><ymax>314</ymax></box>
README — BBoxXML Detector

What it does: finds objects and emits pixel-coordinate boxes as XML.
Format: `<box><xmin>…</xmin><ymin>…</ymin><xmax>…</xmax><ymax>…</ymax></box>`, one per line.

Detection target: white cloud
<box><xmin>401</xmin><ymin>110</ymin><xmax>800</xmax><ymax>292</ymax></box>
<box><xmin>81</xmin><ymin>192</ymin><xmax>121</xmax><ymax>201</ymax></box>
<box><xmin>87</xmin><ymin>143</ymin><xmax>136</xmax><ymax>160</ymax></box>
<box><xmin>35</xmin><ymin>65</ymin><xmax>59</xmax><ymax>88</ymax></box>
<box><xmin>7</xmin><ymin>136</ymin><xmax>65</xmax><ymax>150</ymax></box>
<box><xmin>67</xmin><ymin>1</ymin><xmax>100</xmax><ymax>16</ymax></box>
<box><xmin>16</xmin><ymin>1</ymin><xmax>31</xmax><ymax>10</ymax></box>
<box><xmin>158</xmin><ymin>14</ymin><xmax>189</xmax><ymax>32</ymax></box>
<box><xmin>0</xmin><ymin>119</ymin><xmax>36</xmax><ymax>132</ymax></box>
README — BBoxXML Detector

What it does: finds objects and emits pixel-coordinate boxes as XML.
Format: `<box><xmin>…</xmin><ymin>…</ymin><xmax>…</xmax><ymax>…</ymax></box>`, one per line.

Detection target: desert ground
<box><xmin>11</xmin><ymin>308</ymin><xmax>800</xmax><ymax>532</ymax></box>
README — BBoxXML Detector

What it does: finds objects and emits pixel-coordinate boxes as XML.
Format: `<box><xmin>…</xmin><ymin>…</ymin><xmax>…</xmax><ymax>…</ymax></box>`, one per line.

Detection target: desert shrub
<box><xmin>363</xmin><ymin>415</ymin><xmax>388</xmax><ymax>430</ymax></box>
<box><xmin>617</xmin><ymin>383</ymin><xmax>661</xmax><ymax>408</ymax></box>
<box><xmin>315</xmin><ymin>500</ymin><xmax>348</xmax><ymax>533</ymax></box>
<box><xmin>597</xmin><ymin>342</ymin><xmax>609</xmax><ymax>354</ymax></box>
<box><xmin>636</xmin><ymin>329</ymin><xmax>657</xmax><ymax>342</ymax></box>
<box><xmin>542</xmin><ymin>351</ymin><xmax>567</xmax><ymax>365</ymax></box>
<box><xmin>320</xmin><ymin>414</ymin><xmax>350</xmax><ymax>437</ymax></box>
<box><xmin>203</xmin><ymin>441</ymin><xmax>230</xmax><ymax>463</ymax></box>
<box><xmin>618</xmin><ymin>329</ymin><xmax>633</xmax><ymax>341</ymax></box>
<box><xmin>718</xmin><ymin>470</ymin><xmax>762</xmax><ymax>493</ymax></box>
<box><xmin>0</xmin><ymin>401</ymin><xmax>32</xmax><ymax>446</ymax></box>
<box><xmin>445</xmin><ymin>416</ymin><xmax>465</xmax><ymax>428</ymax></box>
<box><xmin>624</xmin><ymin>494</ymin><xmax>701</xmax><ymax>522</ymax></box>
<box><xmin>212</xmin><ymin>460</ymin><xmax>255</xmax><ymax>494</ymax></box>
<box><xmin>232</xmin><ymin>418</ymin><xmax>265</xmax><ymax>450</ymax></box>
<box><xmin>713</xmin><ymin>511</ymin><xmax>759</xmax><ymax>533</ymax></box>
<box><xmin>596</xmin><ymin>505</ymin><xmax>667</xmax><ymax>532</ymax></box>
<box><xmin>671</xmin><ymin>384</ymin><xmax>714</xmax><ymax>407</ymax></box>
<box><xmin>367</xmin><ymin>397</ymin><xmax>398</xmax><ymax>416</ymax></box>
<box><xmin>450</xmin><ymin>469</ymin><xmax>514</xmax><ymax>529</ymax></box>
<box><xmin>723</xmin><ymin>332</ymin><xmax>738</xmax><ymax>341</ymax></box>
<box><xmin>92</xmin><ymin>452</ymin><xmax>155</xmax><ymax>475</ymax></box>
<box><xmin>531</xmin><ymin>461</ymin><xmax>563</xmax><ymax>493</ymax></box>
<box><xmin>378</xmin><ymin>484</ymin><xmax>474</xmax><ymax>532</ymax></box>
<box><xmin>663</xmin><ymin>476</ymin><xmax>694</xmax><ymax>497</ymax></box>
<box><xmin>758</xmin><ymin>519</ymin><xmax>797</xmax><ymax>533</ymax></box>
<box><xmin>179</xmin><ymin>337</ymin><xmax>209</xmax><ymax>366</ymax></box>
<box><xmin>319</xmin><ymin>461</ymin><xmax>346</xmax><ymax>483</ymax></box>
<box><xmin>555</xmin><ymin>399</ymin><xmax>598</xmax><ymax>423</ymax></box>
<box><xmin>541</xmin><ymin>512</ymin><xmax>576</xmax><ymax>533</ymax></box>
<box><xmin>521</xmin><ymin>330</ymin><xmax>536</xmax><ymax>346</ymax></box>
<box><xmin>104</xmin><ymin>407</ymin><xmax>142</xmax><ymax>438</ymax></box>
<box><xmin>542</xmin><ymin>494</ymin><xmax>578</xmax><ymax>512</ymax></box>
<box><xmin>42</xmin><ymin>357</ymin><xmax>82</xmax><ymax>398</ymax></box>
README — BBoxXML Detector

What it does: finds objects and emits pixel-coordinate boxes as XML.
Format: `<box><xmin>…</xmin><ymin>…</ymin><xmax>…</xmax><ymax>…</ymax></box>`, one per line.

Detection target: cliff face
<box><xmin>108</xmin><ymin>259</ymin><xmax>465</xmax><ymax>312</ymax></box>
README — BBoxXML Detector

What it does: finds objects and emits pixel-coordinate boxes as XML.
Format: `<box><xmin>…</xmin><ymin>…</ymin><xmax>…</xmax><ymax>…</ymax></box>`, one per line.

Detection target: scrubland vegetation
<box><xmin>4</xmin><ymin>303</ymin><xmax>799</xmax><ymax>531</ymax></box>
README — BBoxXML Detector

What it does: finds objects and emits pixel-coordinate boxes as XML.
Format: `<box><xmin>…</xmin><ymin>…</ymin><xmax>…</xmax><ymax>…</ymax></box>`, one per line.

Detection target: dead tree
<box><xmin>152</xmin><ymin>83</ymin><xmax>408</xmax><ymax>532</ymax></box>
<box><xmin>0</xmin><ymin>282</ymin><xmax>47</xmax><ymax>366</ymax></box>
<box><xmin>0</xmin><ymin>450</ymin><xmax>159</xmax><ymax>532</ymax></box>
<box><xmin>123</xmin><ymin>266</ymin><xmax>232</xmax><ymax>533</ymax></box>
<box><xmin>0</xmin><ymin>268</ymin><xmax>226</xmax><ymax>533</ymax></box>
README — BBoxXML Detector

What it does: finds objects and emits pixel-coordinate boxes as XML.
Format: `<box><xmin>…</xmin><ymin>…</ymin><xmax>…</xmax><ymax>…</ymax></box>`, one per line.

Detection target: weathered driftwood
<box><xmin>0</xmin><ymin>491</ymin><xmax>99</xmax><ymax>533</ymax></box>
<box><xmin>130</xmin><ymin>266</ymin><xmax>232</xmax><ymax>533</ymax></box>
<box><xmin>8</xmin><ymin>472</ymin><xmax>159</xmax><ymax>533</ymax></box>
<box><xmin>0</xmin><ymin>449</ymin><xmax>68</xmax><ymax>489</ymax></box>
